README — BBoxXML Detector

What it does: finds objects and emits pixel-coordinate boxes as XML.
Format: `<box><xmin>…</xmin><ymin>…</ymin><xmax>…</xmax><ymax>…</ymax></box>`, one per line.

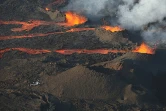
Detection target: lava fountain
<box><xmin>102</xmin><ymin>26</ymin><xmax>124</xmax><ymax>32</ymax></box>
<box><xmin>57</xmin><ymin>11</ymin><xmax>87</xmax><ymax>26</ymax></box>
<box><xmin>132</xmin><ymin>43</ymin><xmax>155</xmax><ymax>54</ymax></box>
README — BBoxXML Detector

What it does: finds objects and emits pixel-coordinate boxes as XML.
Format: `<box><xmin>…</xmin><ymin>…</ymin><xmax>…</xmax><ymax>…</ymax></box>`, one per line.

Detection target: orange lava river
<box><xmin>0</xmin><ymin>26</ymin><xmax>124</xmax><ymax>41</ymax></box>
<box><xmin>0</xmin><ymin>43</ymin><xmax>155</xmax><ymax>58</ymax></box>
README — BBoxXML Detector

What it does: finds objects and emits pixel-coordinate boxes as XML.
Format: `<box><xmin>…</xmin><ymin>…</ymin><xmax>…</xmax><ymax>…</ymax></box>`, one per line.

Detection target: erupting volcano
<box><xmin>102</xmin><ymin>26</ymin><xmax>124</xmax><ymax>32</ymax></box>
<box><xmin>1</xmin><ymin>1</ymin><xmax>166</xmax><ymax>110</ymax></box>
<box><xmin>57</xmin><ymin>11</ymin><xmax>87</xmax><ymax>26</ymax></box>
<box><xmin>132</xmin><ymin>42</ymin><xmax>155</xmax><ymax>54</ymax></box>
<box><xmin>0</xmin><ymin>42</ymin><xmax>155</xmax><ymax>59</ymax></box>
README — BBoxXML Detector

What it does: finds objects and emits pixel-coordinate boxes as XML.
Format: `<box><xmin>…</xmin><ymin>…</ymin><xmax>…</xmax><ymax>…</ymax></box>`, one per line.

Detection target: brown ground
<box><xmin>0</xmin><ymin>0</ymin><xmax>166</xmax><ymax>111</ymax></box>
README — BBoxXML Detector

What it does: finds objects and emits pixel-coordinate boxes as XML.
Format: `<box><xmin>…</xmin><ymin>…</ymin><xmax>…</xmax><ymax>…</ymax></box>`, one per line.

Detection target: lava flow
<box><xmin>0</xmin><ymin>27</ymin><xmax>95</xmax><ymax>40</ymax></box>
<box><xmin>55</xmin><ymin>49</ymin><xmax>127</xmax><ymax>55</ymax></box>
<box><xmin>0</xmin><ymin>31</ymin><xmax>63</xmax><ymax>40</ymax></box>
<box><xmin>0</xmin><ymin>20</ymin><xmax>58</xmax><ymax>32</ymax></box>
<box><xmin>102</xmin><ymin>26</ymin><xmax>124</xmax><ymax>32</ymax></box>
<box><xmin>0</xmin><ymin>48</ymin><xmax>51</xmax><ymax>58</ymax></box>
<box><xmin>132</xmin><ymin>43</ymin><xmax>155</xmax><ymax>54</ymax></box>
<box><xmin>57</xmin><ymin>11</ymin><xmax>87</xmax><ymax>26</ymax></box>
<box><xmin>0</xmin><ymin>43</ymin><xmax>155</xmax><ymax>59</ymax></box>
<box><xmin>45</xmin><ymin>7</ymin><xmax>50</xmax><ymax>11</ymax></box>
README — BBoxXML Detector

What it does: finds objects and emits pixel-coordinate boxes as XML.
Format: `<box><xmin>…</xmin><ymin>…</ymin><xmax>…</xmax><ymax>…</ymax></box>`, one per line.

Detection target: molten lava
<box><xmin>45</xmin><ymin>7</ymin><xmax>50</xmax><ymax>11</ymax></box>
<box><xmin>0</xmin><ymin>48</ymin><xmax>51</xmax><ymax>58</ymax></box>
<box><xmin>0</xmin><ymin>32</ymin><xmax>64</xmax><ymax>40</ymax></box>
<box><xmin>0</xmin><ymin>20</ymin><xmax>58</xmax><ymax>32</ymax></box>
<box><xmin>55</xmin><ymin>49</ymin><xmax>127</xmax><ymax>55</ymax></box>
<box><xmin>132</xmin><ymin>43</ymin><xmax>155</xmax><ymax>54</ymax></box>
<box><xmin>0</xmin><ymin>44</ymin><xmax>156</xmax><ymax>59</ymax></box>
<box><xmin>57</xmin><ymin>11</ymin><xmax>87</xmax><ymax>26</ymax></box>
<box><xmin>0</xmin><ymin>28</ymin><xmax>95</xmax><ymax>40</ymax></box>
<box><xmin>102</xmin><ymin>26</ymin><xmax>124</xmax><ymax>32</ymax></box>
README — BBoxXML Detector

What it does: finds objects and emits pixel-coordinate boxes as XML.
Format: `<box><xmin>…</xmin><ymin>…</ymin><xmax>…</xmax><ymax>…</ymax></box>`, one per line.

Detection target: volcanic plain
<box><xmin>0</xmin><ymin>0</ymin><xmax>166</xmax><ymax>111</ymax></box>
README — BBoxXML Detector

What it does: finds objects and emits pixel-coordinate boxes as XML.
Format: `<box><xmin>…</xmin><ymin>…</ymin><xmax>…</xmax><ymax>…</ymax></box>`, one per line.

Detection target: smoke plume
<box><xmin>64</xmin><ymin>0</ymin><xmax>166</xmax><ymax>45</ymax></box>
<box><xmin>118</xmin><ymin>0</ymin><xmax>166</xmax><ymax>45</ymax></box>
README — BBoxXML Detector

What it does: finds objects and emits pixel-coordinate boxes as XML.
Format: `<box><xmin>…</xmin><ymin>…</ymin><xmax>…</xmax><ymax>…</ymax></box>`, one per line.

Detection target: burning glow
<box><xmin>0</xmin><ymin>20</ymin><xmax>58</xmax><ymax>32</ymax></box>
<box><xmin>0</xmin><ymin>48</ymin><xmax>51</xmax><ymax>58</ymax></box>
<box><xmin>0</xmin><ymin>45</ymin><xmax>156</xmax><ymax>59</ymax></box>
<box><xmin>102</xmin><ymin>26</ymin><xmax>124</xmax><ymax>32</ymax></box>
<box><xmin>0</xmin><ymin>48</ymin><xmax>11</xmax><ymax>58</ymax></box>
<box><xmin>0</xmin><ymin>32</ymin><xmax>64</xmax><ymax>40</ymax></box>
<box><xmin>0</xmin><ymin>28</ymin><xmax>95</xmax><ymax>40</ymax></box>
<box><xmin>55</xmin><ymin>49</ymin><xmax>127</xmax><ymax>55</ymax></box>
<box><xmin>58</xmin><ymin>11</ymin><xmax>87</xmax><ymax>26</ymax></box>
<box><xmin>45</xmin><ymin>7</ymin><xmax>50</xmax><ymax>11</ymax></box>
<box><xmin>132</xmin><ymin>43</ymin><xmax>155</xmax><ymax>54</ymax></box>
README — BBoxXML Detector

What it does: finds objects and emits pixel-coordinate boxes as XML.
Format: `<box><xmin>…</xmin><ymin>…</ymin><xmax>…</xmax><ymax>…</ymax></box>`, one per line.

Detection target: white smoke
<box><xmin>63</xmin><ymin>0</ymin><xmax>108</xmax><ymax>16</ymax></box>
<box><xmin>118</xmin><ymin>0</ymin><xmax>166</xmax><ymax>29</ymax></box>
<box><xmin>64</xmin><ymin>0</ymin><xmax>166</xmax><ymax>45</ymax></box>
<box><xmin>118</xmin><ymin>0</ymin><xmax>166</xmax><ymax>45</ymax></box>
<box><xmin>63</xmin><ymin>0</ymin><xmax>122</xmax><ymax>19</ymax></box>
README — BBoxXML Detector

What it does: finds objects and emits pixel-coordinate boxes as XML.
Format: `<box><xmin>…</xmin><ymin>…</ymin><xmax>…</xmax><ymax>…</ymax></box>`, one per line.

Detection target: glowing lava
<box><xmin>45</xmin><ymin>7</ymin><xmax>50</xmax><ymax>11</ymax></box>
<box><xmin>0</xmin><ymin>44</ymin><xmax>156</xmax><ymax>59</ymax></box>
<box><xmin>0</xmin><ymin>28</ymin><xmax>94</xmax><ymax>40</ymax></box>
<box><xmin>57</xmin><ymin>11</ymin><xmax>87</xmax><ymax>26</ymax></box>
<box><xmin>0</xmin><ymin>20</ymin><xmax>58</xmax><ymax>32</ymax></box>
<box><xmin>55</xmin><ymin>49</ymin><xmax>127</xmax><ymax>55</ymax></box>
<box><xmin>0</xmin><ymin>32</ymin><xmax>63</xmax><ymax>40</ymax></box>
<box><xmin>0</xmin><ymin>48</ymin><xmax>51</xmax><ymax>58</ymax></box>
<box><xmin>102</xmin><ymin>26</ymin><xmax>124</xmax><ymax>32</ymax></box>
<box><xmin>132</xmin><ymin>43</ymin><xmax>155</xmax><ymax>54</ymax></box>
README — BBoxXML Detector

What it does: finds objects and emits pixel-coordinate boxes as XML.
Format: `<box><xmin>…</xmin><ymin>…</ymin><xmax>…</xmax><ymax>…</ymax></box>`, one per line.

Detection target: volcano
<box><xmin>0</xmin><ymin>0</ymin><xmax>166</xmax><ymax>111</ymax></box>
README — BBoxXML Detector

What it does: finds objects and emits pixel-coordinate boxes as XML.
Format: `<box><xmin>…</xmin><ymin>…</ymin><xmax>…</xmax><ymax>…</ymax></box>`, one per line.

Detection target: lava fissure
<box><xmin>132</xmin><ymin>42</ymin><xmax>155</xmax><ymax>54</ymax></box>
<box><xmin>102</xmin><ymin>26</ymin><xmax>124</xmax><ymax>32</ymax></box>
<box><xmin>0</xmin><ymin>48</ymin><xmax>51</xmax><ymax>58</ymax></box>
<box><xmin>57</xmin><ymin>11</ymin><xmax>87</xmax><ymax>26</ymax></box>
<box><xmin>0</xmin><ymin>26</ymin><xmax>124</xmax><ymax>41</ymax></box>
<box><xmin>0</xmin><ymin>43</ymin><xmax>155</xmax><ymax>59</ymax></box>
<box><xmin>0</xmin><ymin>20</ymin><xmax>59</xmax><ymax>32</ymax></box>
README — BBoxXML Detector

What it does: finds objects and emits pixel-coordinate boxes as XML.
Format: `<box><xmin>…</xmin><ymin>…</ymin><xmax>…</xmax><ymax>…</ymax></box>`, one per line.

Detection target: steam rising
<box><xmin>63</xmin><ymin>0</ymin><xmax>108</xmax><ymax>17</ymax></box>
<box><xmin>64</xmin><ymin>0</ymin><xmax>166</xmax><ymax>45</ymax></box>
<box><xmin>118</xmin><ymin>0</ymin><xmax>166</xmax><ymax>29</ymax></box>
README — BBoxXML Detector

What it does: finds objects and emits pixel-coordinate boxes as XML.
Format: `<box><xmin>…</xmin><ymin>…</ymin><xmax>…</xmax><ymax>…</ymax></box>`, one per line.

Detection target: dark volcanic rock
<box><xmin>33</xmin><ymin>65</ymin><xmax>125</xmax><ymax>100</ymax></box>
<box><xmin>95</xmin><ymin>28</ymin><xmax>132</xmax><ymax>45</ymax></box>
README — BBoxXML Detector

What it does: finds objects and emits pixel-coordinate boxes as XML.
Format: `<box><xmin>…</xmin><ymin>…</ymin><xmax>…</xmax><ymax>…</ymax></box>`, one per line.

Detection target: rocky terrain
<box><xmin>0</xmin><ymin>0</ymin><xmax>166</xmax><ymax>111</ymax></box>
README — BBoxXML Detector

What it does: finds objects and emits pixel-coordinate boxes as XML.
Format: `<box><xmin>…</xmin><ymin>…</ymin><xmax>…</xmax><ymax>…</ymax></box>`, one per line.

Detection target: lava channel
<box><xmin>0</xmin><ymin>20</ymin><xmax>59</xmax><ymax>32</ymax></box>
<box><xmin>0</xmin><ymin>48</ymin><xmax>51</xmax><ymax>58</ymax></box>
<box><xmin>55</xmin><ymin>49</ymin><xmax>127</xmax><ymax>55</ymax></box>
